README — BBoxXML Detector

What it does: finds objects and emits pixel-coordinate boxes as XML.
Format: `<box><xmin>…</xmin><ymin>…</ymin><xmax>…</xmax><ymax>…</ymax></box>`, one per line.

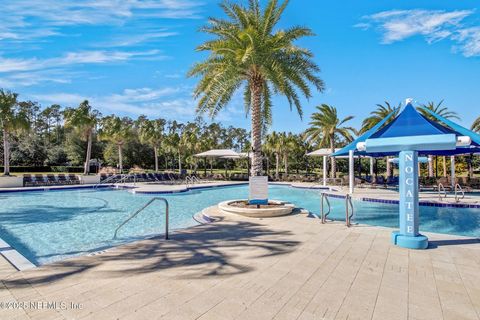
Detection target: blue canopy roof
<box><xmin>333</xmin><ymin>103</ymin><xmax>480</xmax><ymax>157</ymax></box>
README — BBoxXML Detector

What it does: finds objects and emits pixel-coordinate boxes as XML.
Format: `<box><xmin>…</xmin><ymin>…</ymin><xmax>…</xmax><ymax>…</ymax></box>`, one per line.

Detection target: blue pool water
<box><xmin>0</xmin><ymin>184</ymin><xmax>478</xmax><ymax>265</ymax></box>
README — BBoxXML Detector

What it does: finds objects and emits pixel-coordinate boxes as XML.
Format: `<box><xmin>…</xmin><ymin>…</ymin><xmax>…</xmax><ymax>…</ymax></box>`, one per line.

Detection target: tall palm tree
<box><xmin>305</xmin><ymin>104</ymin><xmax>355</xmax><ymax>178</ymax></box>
<box><xmin>64</xmin><ymin>100</ymin><xmax>100</xmax><ymax>175</ymax></box>
<box><xmin>418</xmin><ymin>100</ymin><xmax>460</xmax><ymax>178</ymax></box>
<box><xmin>361</xmin><ymin>102</ymin><xmax>400</xmax><ymax>177</ymax></box>
<box><xmin>188</xmin><ymin>0</ymin><xmax>324</xmax><ymax>176</ymax></box>
<box><xmin>0</xmin><ymin>89</ymin><xmax>29</xmax><ymax>175</ymax></box>
<box><xmin>99</xmin><ymin>116</ymin><xmax>134</xmax><ymax>173</ymax></box>
<box><xmin>138</xmin><ymin>119</ymin><xmax>165</xmax><ymax>172</ymax></box>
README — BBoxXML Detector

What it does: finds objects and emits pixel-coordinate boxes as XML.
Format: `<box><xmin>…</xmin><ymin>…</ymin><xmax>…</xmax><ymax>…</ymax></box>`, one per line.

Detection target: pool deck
<box><xmin>1</xmin><ymin>203</ymin><xmax>479</xmax><ymax>320</ymax></box>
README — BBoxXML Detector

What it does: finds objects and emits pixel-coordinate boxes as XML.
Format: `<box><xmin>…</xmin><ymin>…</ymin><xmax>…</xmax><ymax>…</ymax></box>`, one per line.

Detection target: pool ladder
<box><xmin>113</xmin><ymin>197</ymin><xmax>169</xmax><ymax>240</ymax></box>
<box><xmin>320</xmin><ymin>193</ymin><xmax>331</xmax><ymax>224</ymax></box>
<box><xmin>437</xmin><ymin>183</ymin><xmax>447</xmax><ymax>201</ymax></box>
<box><xmin>319</xmin><ymin>193</ymin><xmax>354</xmax><ymax>227</ymax></box>
<box><xmin>345</xmin><ymin>194</ymin><xmax>354</xmax><ymax>227</ymax></box>
<box><xmin>454</xmin><ymin>183</ymin><xmax>465</xmax><ymax>203</ymax></box>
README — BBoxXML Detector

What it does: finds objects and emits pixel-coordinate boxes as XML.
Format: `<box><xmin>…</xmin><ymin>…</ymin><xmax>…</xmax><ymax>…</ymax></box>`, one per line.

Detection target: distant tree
<box><xmin>138</xmin><ymin>118</ymin><xmax>166</xmax><ymax>172</ymax></box>
<box><xmin>0</xmin><ymin>89</ymin><xmax>29</xmax><ymax>175</ymax></box>
<box><xmin>265</xmin><ymin>132</ymin><xmax>282</xmax><ymax>179</ymax></box>
<box><xmin>305</xmin><ymin>104</ymin><xmax>355</xmax><ymax>178</ymax></box>
<box><xmin>64</xmin><ymin>100</ymin><xmax>100</xmax><ymax>175</ymax></box>
<box><xmin>189</xmin><ymin>0</ymin><xmax>324</xmax><ymax>176</ymax></box>
<box><xmin>418</xmin><ymin>100</ymin><xmax>460</xmax><ymax>178</ymax></box>
<box><xmin>99</xmin><ymin>116</ymin><xmax>134</xmax><ymax>173</ymax></box>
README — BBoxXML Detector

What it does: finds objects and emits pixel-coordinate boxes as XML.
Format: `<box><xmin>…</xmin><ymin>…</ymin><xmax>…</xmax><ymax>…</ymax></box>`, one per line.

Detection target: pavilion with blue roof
<box><xmin>332</xmin><ymin>99</ymin><xmax>480</xmax><ymax>249</ymax></box>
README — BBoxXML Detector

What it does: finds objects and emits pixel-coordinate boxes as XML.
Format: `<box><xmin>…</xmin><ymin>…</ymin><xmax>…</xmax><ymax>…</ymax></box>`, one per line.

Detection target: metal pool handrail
<box><xmin>438</xmin><ymin>183</ymin><xmax>447</xmax><ymax>201</ymax></box>
<box><xmin>113</xmin><ymin>197</ymin><xmax>169</xmax><ymax>240</ymax></box>
<box><xmin>455</xmin><ymin>183</ymin><xmax>465</xmax><ymax>203</ymax></box>
<box><xmin>345</xmin><ymin>194</ymin><xmax>354</xmax><ymax>227</ymax></box>
<box><xmin>94</xmin><ymin>174</ymin><xmax>119</xmax><ymax>189</ymax></box>
<box><xmin>320</xmin><ymin>193</ymin><xmax>331</xmax><ymax>224</ymax></box>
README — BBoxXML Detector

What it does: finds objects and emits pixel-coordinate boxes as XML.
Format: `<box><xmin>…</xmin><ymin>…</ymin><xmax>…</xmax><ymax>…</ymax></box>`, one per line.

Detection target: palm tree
<box><xmin>360</xmin><ymin>102</ymin><xmax>400</xmax><ymax>134</ymax></box>
<box><xmin>138</xmin><ymin>119</ymin><xmax>165</xmax><ymax>172</ymax></box>
<box><xmin>305</xmin><ymin>104</ymin><xmax>355</xmax><ymax>178</ymax></box>
<box><xmin>99</xmin><ymin>116</ymin><xmax>134</xmax><ymax>173</ymax></box>
<box><xmin>264</xmin><ymin>132</ymin><xmax>282</xmax><ymax>179</ymax></box>
<box><xmin>64</xmin><ymin>100</ymin><xmax>100</xmax><ymax>175</ymax></box>
<box><xmin>280</xmin><ymin>132</ymin><xmax>296</xmax><ymax>175</ymax></box>
<box><xmin>418</xmin><ymin>100</ymin><xmax>460</xmax><ymax>178</ymax></box>
<box><xmin>188</xmin><ymin>0</ymin><xmax>324</xmax><ymax>176</ymax></box>
<box><xmin>0</xmin><ymin>89</ymin><xmax>29</xmax><ymax>175</ymax></box>
<box><xmin>471</xmin><ymin>116</ymin><xmax>480</xmax><ymax>133</ymax></box>
<box><xmin>361</xmin><ymin>102</ymin><xmax>400</xmax><ymax>177</ymax></box>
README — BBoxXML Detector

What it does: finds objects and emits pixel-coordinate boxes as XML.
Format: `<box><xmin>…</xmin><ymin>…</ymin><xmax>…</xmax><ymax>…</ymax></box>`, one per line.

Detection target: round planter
<box><xmin>218</xmin><ymin>199</ymin><xmax>294</xmax><ymax>218</ymax></box>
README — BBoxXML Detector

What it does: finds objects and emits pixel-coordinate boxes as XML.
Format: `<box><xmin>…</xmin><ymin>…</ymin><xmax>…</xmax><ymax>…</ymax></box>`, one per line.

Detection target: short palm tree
<box><xmin>99</xmin><ymin>116</ymin><xmax>134</xmax><ymax>173</ymax></box>
<box><xmin>264</xmin><ymin>131</ymin><xmax>282</xmax><ymax>179</ymax></box>
<box><xmin>305</xmin><ymin>104</ymin><xmax>355</xmax><ymax>178</ymax></box>
<box><xmin>360</xmin><ymin>101</ymin><xmax>400</xmax><ymax>134</ymax></box>
<box><xmin>418</xmin><ymin>100</ymin><xmax>460</xmax><ymax>177</ymax></box>
<box><xmin>472</xmin><ymin>116</ymin><xmax>480</xmax><ymax>133</ymax></box>
<box><xmin>0</xmin><ymin>89</ymin><xmax>29</xmax><ymax>175</ymax></box>
<box><xmin>361</xmin><ymin>102</ymin><xmax>400</xmax><ymax>177</ymax></box>
<box><xmin>64</xmin><ymin>100</ymin><xmax>100</xmax><ymax>175</ymax></box>
<box><xmin>188</xmin><ymin>0</ymin><xmax>324</xmax><ymax>176</ymax></box>
<box><xmin>138</xmin><ymin>119</ymin><xmax>165</xmax><ymax>172</ymax></box>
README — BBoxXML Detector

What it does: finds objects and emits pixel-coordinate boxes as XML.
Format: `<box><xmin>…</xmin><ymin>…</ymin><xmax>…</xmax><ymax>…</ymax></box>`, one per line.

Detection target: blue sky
<box><xmin>1</xmin><ymin>0</ymin><xmax>479</xmax><ymax>133</ymax></box>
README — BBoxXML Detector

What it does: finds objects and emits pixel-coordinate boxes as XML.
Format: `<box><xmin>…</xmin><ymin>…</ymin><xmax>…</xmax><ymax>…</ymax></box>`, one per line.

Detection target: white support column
<box><xmin>349</xmin><ymin>150</ymin><xmax>354</xmax><ymax>194</ymax></box>
<box><xmin>323</xmin><ymin>155</ymin><xmax>327</xmax><ymax>186</ymax></box>
<box><xmin>450</xmin><ymin>155</ymin><xmax>455</xmax><ymax>189</ymax></box>
<box><xmin>369</xmin><ymin>157</ymin><xmax>374</xmax><ymax>177</ymax></box>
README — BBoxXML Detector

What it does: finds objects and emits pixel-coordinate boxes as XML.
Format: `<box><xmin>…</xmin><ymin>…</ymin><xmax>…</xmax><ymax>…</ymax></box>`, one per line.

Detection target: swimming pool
<box><xmin>0</xmin><ymin>184</ymin><xmax>478</xmax><ymax>266</ymax></box>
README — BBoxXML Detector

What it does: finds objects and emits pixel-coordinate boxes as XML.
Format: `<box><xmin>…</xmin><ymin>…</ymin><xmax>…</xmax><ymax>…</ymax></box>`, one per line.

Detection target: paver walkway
<box><xmin>1</xmin><ymin>207</ymin><xmax>479</xmax><ymax>320</ymax></box>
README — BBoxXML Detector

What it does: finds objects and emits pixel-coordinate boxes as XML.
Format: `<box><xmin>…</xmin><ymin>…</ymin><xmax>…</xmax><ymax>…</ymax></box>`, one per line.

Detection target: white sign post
<box><xmin>249</xmin><ymin>176</ymin><xmax>268</xmax><ymax>205</ymax></box>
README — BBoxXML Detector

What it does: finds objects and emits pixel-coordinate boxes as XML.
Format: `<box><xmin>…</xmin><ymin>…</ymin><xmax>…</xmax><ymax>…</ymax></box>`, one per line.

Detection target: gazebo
<box><xmin>332</xmin><ymin>100</ymin><xmax>480</xmax><ymax>249</ymax></box>
<box><xmin>194</xmin><ymin>149</ymin><xmax>243</xmax><ymax>175</ymax></box>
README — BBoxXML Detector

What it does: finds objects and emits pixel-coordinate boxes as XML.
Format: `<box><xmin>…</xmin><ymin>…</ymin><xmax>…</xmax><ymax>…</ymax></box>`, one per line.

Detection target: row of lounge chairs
<box><xmin>23</xmin><ymin>174</ymin><xmax>80</xmax><ymax>187</ymax></box>
<box><xmin>99</xmin><ymin>172</ymin><xmax>187</xmax><ymax>184</ymax></box>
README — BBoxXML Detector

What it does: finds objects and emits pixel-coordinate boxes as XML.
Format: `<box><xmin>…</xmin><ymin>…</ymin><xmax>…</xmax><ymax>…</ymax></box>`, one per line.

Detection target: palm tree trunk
<box><xmin>275</xmin><ymin>153</ymin><xmax>279</xmax><ymax>180</ymax></box>
<box><xmin>386</xmin><ymin>156</ymin><xmax>391</xmax><ymax>177</ymax></box>
<box><xmin>250</xmin><ymin>80</ymin><xmax>262</xmax><ymax>176</ymax></box>
<box><xmin>284</xmin><ymin>153</ymin><xmax>288</xmax><ymax>175</ymax></box>
<box><xmin>154</xmin><ymin>146</ymin><xmax>159</xmax><ymax>172</ymax></box>
<box><xmin>330</xmin><ymin>138</ymin><xmax>336</xmax><ymax>178</ymax></box>
<box><xmin>84</xmin><ymin>130</ymin><xmax>92</xmax><ymax>175</ymax></box>
<box><xmin>118</xmin><ymin>145</ymin><xmax>123</xmax><ymax>173</ymax></box>
<box><xmin>428</xmin><ymin>155</ymin><xmax>433</xmax><ymax>177</ymax></box>
<box><xmin>443</xmin><ymin>156</ymin><xmax>447</xmax><ymax>177</ymax></box>
<box><xmin>468</xmin><ymin>154</ymin><xmax>473</xmax><ymax>179</ymax></box>
<box><xmin>3</xmin><ymin>129</ymin><xmax>10</xmax><ymax>176</ymax></box>
<box><xmin>178</xmin><ymin>151</ymin><xmax>182</xmax><ymax>173</ymax></box>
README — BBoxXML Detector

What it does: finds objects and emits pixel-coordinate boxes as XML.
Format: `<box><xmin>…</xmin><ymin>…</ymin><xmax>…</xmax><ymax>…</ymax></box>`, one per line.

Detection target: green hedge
<box><xmin>0</xmin><ymin>166</ymin><xmax>84</xmax><ymax>173</ymax></box>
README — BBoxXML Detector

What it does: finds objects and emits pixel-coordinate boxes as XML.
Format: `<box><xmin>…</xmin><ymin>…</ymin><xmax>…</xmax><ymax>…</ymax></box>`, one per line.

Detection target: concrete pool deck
<box><xmin>0</xmin><ymin>204</ymin><xmax>479</xmax><ymax>320</ymax></box>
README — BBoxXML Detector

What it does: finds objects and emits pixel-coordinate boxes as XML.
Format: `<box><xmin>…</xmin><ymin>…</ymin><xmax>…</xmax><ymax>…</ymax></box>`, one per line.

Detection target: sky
<box><xmin>1</xmin><ymin>0</ymin><xmax>479</xmax><ymax>133</ymax></box>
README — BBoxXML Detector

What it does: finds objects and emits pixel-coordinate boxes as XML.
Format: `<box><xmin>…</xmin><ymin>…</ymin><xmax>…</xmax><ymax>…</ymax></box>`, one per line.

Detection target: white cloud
<box><xmin>0</xmin><ymin>50</ymin><xmax>164</xmax><ymax>86</ymax></box>
<box><xmin>453</xmin><ymin>27</ymin><xmax>480</xmax><ymax>57</ymax></box>
<box><xmin>30</xmin><ymin>85</ymin><xmax>242</xmax><ymax>123</ymax></box>
<box><xmin>31</xmin><ymin>87</ymin><xmax>197</xmax><ymax>119</ymax></box>
<box><xmin>0</xmin><ymin>0</ymin><xmax>204</xmax><ymax>42</ymax></box>
<box><xmin>358</xmin><ymin>9</ymin><xmax>472</xmax><ymax>43</ymax></box>
<box><xmin>357</xmin><ymin>9</ymin><xmax>480</xmax><ymax>57</ymax></box>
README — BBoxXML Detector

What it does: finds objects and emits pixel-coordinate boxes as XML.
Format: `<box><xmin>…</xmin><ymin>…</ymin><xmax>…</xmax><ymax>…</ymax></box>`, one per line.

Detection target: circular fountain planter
<box><xmin>218</xmin><ymin>199</ymin><xmax>294</xmax><ymax>218</ymax></box>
